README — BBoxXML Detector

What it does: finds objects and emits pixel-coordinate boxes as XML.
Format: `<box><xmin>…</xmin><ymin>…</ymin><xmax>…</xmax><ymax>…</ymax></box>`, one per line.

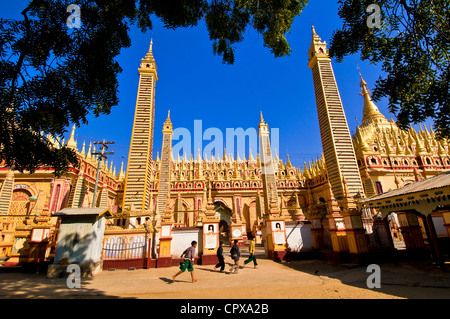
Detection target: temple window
<box><xmin>375</xmin><ymin>182</ymin><xmax>383</xmax><ymax>194</ymax></box>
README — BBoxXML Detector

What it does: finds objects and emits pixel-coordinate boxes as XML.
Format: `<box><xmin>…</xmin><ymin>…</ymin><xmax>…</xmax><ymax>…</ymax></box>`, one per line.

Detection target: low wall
<box><xmin>285</xmin><ymin>221</ymin><xmax>313</xmax><ymax>252</ymax></box>
<box><xmin>171</xmin><ymin>227</ymin><xmax>202</xmax><ymax>257</ymax></box>
<box><xmin>47</xmin><ymin>261</ymin><xmax>103</xmax><ymax>278</ymax></box>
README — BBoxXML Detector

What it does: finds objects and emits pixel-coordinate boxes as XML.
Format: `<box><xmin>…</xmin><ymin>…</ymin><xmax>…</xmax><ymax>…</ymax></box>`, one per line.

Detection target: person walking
<box><xmin>229</xmin><ymin>240</ymin><xmax>241</xmax><ymax>274</ymax></box>
<box><xmin>214</xmin><ymin>241</ymin><xmax>225</xmax><ymax>272</ymax></box>
<box><xmin>172</xmin><ymin>241</ymin><xmax>198</xmax><ymax>283</ymax></box>
<box><xmin>243</xmin><ymin>235</ymin><xmax>258</xmax><ymax>269</ymax></box>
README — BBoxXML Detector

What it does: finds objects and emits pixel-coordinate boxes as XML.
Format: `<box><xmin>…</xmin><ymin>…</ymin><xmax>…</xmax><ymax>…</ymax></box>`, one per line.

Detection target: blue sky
<box><xmin>3</xmin><ymin>1</ymin><xmax>405</xmax><ymax>172</ymax></box>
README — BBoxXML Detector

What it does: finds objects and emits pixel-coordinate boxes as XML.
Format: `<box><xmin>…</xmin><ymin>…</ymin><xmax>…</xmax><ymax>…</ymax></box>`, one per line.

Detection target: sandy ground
<box><xmin>0</xmin><ymin>247</ymin><xmax>449</xmax><ymax>300</ymax></box>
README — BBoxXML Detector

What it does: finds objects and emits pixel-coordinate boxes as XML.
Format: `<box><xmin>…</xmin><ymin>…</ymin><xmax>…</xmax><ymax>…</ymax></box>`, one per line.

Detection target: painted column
<box><xmin>443</xmin><ymin>212</ymin><xmax>450</xmax><ymax>238</ymax></box>
<box><xmin>262</xmin><ymin>185</ymin><xmax>288</xmax><ymax>261</ymax></box>
<box><xmin>310</xmin><ymin>213</ymin><xmax>325</xmax><ymax>250</ymax></box>
<box><xmin>397</xmin><ymin>211</ymin><xmax>425</xmax><ymax>249</ymax></box>
<box><xmin>200</xmin><ymin>185</ymin><xmax>220</xmax><ymax>265</ymax></box>
<box><xmin>201</xmin><ymin>219</ymin><xmax>220</xmax><ymax>265</ymax></box>
<box><xmin>327</xmin><ymin>212</ymin><xmax>349</xmax><ymax>263</ymax></box>
<box><xmin>230</xmin><ymin>195</ymin><xmax>245</xmax><ymax>246</ymax></box>
<box><xmin>264</xmin><ymin>215</ymin><xmax>288</xmax><ymax>262</ymax></box>
<box><xmin>342</xmin><ymin>208</ymin><xmax>369</xmax><ymax>264</ymax></box>
<box><xmin>326</xmin><ymin>187</ymin><xmax>349</xmax><ymax>263</ymax></box>
<box><xmin>157</xmin><ymin>199</ymin><xmax>173</xmax><ymax>267</ymax></box>
<box><xmin>425</xmin><ymin>214</ymin><xmax>445</xmax><ymax>270</ymax></box>
<box><xmin>230</xmin><ymin>223</ymin><xmax>245</xmax><ymax>247</ymax></box>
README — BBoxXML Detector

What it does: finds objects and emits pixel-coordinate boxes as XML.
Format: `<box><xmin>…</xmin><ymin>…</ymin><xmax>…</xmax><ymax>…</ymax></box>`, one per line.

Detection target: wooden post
<box><xmin>426</xmin><ymin>215</ymin><xmax>446</xmax><ymax>271</ymax></box>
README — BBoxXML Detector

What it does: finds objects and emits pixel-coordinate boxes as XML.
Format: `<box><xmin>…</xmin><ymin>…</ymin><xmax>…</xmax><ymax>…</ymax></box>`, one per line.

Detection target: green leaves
<box><xmin>137</xmin><ymin>0</ymin><xmax>308</xmax><ymax>64</ymax></box>
<box><xmin>330</xmin><ymin>0</ymin><xmax>450</xmax><ymax>139</ymax></box>
<box><xmin>1</xmin><ymin>0</ymin><xmax>135</xmax><ymax>175</ymax></box>
<box><xmin>1</xmin><ymin>0</ymin><xmax>307</xmax><ymax>174</ymax></box>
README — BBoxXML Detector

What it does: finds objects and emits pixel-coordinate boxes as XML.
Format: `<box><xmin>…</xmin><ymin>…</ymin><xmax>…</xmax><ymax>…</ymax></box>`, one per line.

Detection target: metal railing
<box><xmin>102</xmin><ymin>241</ymin><xmax>147</xmax><ymax>260</ymax></box>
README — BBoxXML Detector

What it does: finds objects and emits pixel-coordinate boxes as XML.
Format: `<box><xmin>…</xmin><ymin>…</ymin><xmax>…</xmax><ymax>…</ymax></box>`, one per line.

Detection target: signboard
<box><xmin>204</xmin><ymin>223</ymin><xmax>218</xmax><ymax>249</ymax></box>
<box><xmin>335</xmin><ymin>218</ymin><xmax>345</xmax><ymax>230</ymax></box>
<box><xmin>161</xmin><ymin>225</ymin><xmax>171</xmax><ymax>238</ymax></box>
<box><xmin>30</xmin><ymin>228</ymin><xmax>50</xmax><ymax>242</ymax></box>
<box><xmin>271</xmin><ymin>221</ymin><xmax>286</xmax><ymax>245</ymax></box>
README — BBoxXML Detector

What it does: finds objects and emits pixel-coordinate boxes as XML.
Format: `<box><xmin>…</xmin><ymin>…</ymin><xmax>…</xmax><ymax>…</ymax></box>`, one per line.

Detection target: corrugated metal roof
<box><xmin>53</xmin><ymin>207</ymin><xmax>112</xmax><ymax>217</ymax></box>
<box><xmin>360</xmin><ymin>170</ymin><xmax>450</xmax><ymax>203</ymax></box>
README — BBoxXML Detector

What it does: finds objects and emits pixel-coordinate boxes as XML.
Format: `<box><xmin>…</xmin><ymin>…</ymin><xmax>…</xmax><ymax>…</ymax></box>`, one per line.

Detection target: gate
<box><xmin>102</xmin><ymin>231</ymin><xmax>150</xmax><ymax>269</ymax></box>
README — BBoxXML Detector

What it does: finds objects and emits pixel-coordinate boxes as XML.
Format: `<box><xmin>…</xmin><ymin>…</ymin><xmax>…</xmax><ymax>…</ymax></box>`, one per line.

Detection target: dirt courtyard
<box><xmin>0</xmin><ymin>252</ymin><xmax>449</xmax><ymax>300</ymax></box>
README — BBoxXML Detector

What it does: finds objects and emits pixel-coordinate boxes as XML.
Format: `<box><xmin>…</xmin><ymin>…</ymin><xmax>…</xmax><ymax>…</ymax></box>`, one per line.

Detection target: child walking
<box><xmin>229</xmin><ymin>240</ymin><xmax>241</xmax><ymax>274</ymax></box>
<box><xmin>243</xmin><ymin>235</ymin><xmax>258</xmax><ymax>269</ymax></box>
<box><xmin>172</xmin><ymin>241</ymin><xmax>198</xmax><ymax>283</ymax></box>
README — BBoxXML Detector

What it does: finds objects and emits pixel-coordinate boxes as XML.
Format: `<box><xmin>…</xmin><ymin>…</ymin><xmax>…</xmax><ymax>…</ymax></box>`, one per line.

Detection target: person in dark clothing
<box><xmin>229</xmin><ymin>240</ymin><xmax>241</xmax><ymax>274</ymax></box>
<box><xmin>214</xmin><ymin>241</ymin><xmax>225</xmax><ymax>272</ymax></box>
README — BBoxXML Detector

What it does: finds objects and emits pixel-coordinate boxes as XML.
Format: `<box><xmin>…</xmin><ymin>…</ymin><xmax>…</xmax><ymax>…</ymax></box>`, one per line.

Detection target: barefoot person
<box><xmin>243</xmin><ymin>235</ymin><xmax>258</xmax><ymax>269</ymax></box>
<box><xmin>172</xmin><ymin>241</ymin><xmax>198</xmax><ymax>283</ymax></box>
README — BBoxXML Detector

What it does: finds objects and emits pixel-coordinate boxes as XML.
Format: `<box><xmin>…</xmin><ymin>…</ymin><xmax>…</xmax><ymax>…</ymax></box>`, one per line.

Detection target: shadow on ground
<box><xmin>0</xmin><ymin>268</ymin><xmax>131</xmax><ymax>299</ymax></box>
<box><xmin>279</xmin><ymin>256</ymin><xmax>450</xmax><ymax>299</ymax></box>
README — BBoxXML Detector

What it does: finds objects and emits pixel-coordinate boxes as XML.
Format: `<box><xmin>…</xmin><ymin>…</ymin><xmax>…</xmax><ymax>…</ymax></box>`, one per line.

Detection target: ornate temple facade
<box><xmin>0</xmin><ymin>129</ymin><xmax>125</xmax><ymax>265</ymax></box>
<box><xmin>0</xmin><ymin>28</ymin><xmax>449</xmax><ymax>268</ymax></box>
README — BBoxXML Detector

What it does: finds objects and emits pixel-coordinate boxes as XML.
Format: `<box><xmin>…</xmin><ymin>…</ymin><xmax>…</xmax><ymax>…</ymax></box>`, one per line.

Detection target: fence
<box><xmin>101</xmin><ymin>231</ymin><xmax>150</xmax><ymax>269</ymax></box>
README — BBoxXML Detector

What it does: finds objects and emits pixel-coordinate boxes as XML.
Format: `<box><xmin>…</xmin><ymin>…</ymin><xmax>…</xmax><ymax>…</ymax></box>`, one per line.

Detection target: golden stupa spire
<box><xmin>145</xmin><ymin>38</ymin><xmax>155</xmax><ymax>61</ymax></box>
<box><xmin>286</xmin><ymin>153</ymin><xmax>292</xmax><ymax>168</ymax></box>
<box><xmin>162</xmin><ymin>109</ymin><xmax>172</xmax><ymax>132</ymax></box>
<box><xmin>117</xmin><ymin>161</ymin><xmax>125</xmax><ymax>180</ymax></box>
<box><xmin>65</xmin><ymin>124</ymin><xmax>77</xmax><ymax>150</ymax></box>
<box><xmin>359</xmin><ymin>71</ymin><xmax>388</xmax><ymax>127</ymax></box>
<box><xmin>79</xmin><ymin>141</ymin><xmax>86</xmax><ymax>157</ymax></box>
<box><xmin>356</xmin><ymin>126</ymin><xmax>371</xmax><ymax>152</ymax></box>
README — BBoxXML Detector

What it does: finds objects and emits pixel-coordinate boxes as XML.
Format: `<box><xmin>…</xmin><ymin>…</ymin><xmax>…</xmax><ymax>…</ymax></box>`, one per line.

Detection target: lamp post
<box><xmin>92</xmin><ymin>140</ymin><xmax>115</xmax><ymax>208</ymax></box>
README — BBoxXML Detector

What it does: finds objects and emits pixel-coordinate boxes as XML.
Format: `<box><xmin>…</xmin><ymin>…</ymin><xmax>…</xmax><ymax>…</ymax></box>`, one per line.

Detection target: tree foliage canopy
<box><xmin>0</xmin><ymin>0</ymin><xmax>307</xmax><ymax>175</ymax></box>
<box><xmin>330</xmin><ymin>0</ymin><xmax>450</xmax><ymax>139</ymax></box>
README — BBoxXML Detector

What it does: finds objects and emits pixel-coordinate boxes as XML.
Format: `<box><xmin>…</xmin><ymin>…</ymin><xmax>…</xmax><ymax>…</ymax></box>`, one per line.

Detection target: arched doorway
<box><xmin>321</xmin><ymin>216</ymin><xmax>332</xmax><ymax>250</ymax></box>
<box><xmin>385</xmin><ymin>210</ymin><xmax>434</xmax><ymax>261</ymax></box>
<box><xmin>214</xmin><ymin>202</ymin><xmax>232</xmax><ymax>244</ymax></box>
<box><xmin>386</xmin><ymin>213</ymin><xmax>405</xmax><ymax>249</ymax></box>
<box><xmin>243</xmin><ymin>201</ymin><xmax>257</xmax><ymax>233</ymax></box>
<box><xmin>10</xmin><ymin>189</ymin><xmax>32</xmax><ymax>216</ymax></box>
